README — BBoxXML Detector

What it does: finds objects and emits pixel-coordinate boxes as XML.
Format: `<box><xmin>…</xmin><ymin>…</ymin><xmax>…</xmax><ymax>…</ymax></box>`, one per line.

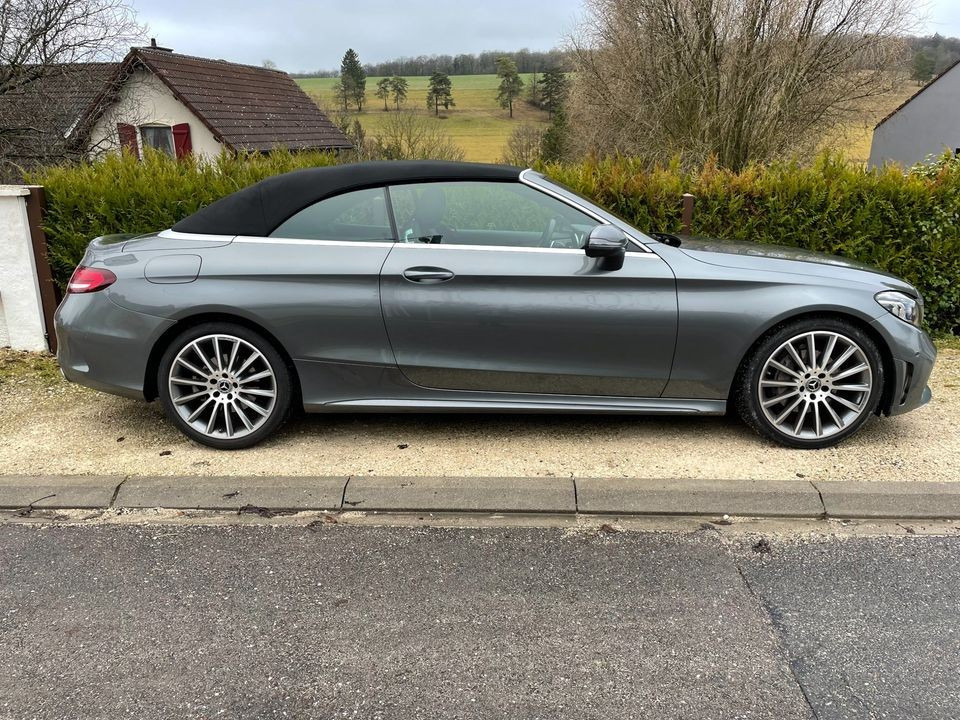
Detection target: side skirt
<box><xmin>305</xmin><ymin>397</ymin><xmax>727</xmax><ymax>415</ymax></box>
<box><xmin>295</xmin><ymin>358</ymin><xmax>726</xmax><ymax>415</ymax></box>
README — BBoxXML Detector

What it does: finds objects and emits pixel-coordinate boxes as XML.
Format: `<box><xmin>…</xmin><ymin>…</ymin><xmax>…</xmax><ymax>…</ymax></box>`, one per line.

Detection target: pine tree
<box><xmin>388</xmin><ymin>76</ymin><xmax>408</xmax><ymax>110</ymax></box>
<box><xmin>911</xmin><ymin>50</ymin><xmax>935</xmax><ymax>85</ymax></box>
<box><xmin>495</xmin><ymin>56</ymin><xmax>524</xmax><ymax>118</ymax></box>
<box><xmin>339</xmin><ymin>48</ymin><xmax>367</xmax><ymax>112</ymax></box>
<box><xmin>426</xmin><ymin>71</ymin><xmax>456</xmax><ymax>116</ymax></box>
<box><xmin>540</xmin><ymin>67</ymin><xmax>569</xmax><ymax>116</ymax></box>
<box><xmin>540</xmin><ymin>107</ymin><xmax>570</xmax><ymax>162</ymax></box>
<box><xmin>375</xmin><ymin>78</ymin><xmax>391</xmax><ymax>110</ymax></box>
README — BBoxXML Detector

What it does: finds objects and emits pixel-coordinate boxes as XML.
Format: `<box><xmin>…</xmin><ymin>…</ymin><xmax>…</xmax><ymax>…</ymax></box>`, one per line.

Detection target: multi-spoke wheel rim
<box><xmin>168</xmin><ymin>334</ymin><xmax>277</xmax><ymax>440</ymax></box>
<box><xmin>758</xmin><ymin>331</ymin><xmax>872</xmax><ymax>441</ymax></box>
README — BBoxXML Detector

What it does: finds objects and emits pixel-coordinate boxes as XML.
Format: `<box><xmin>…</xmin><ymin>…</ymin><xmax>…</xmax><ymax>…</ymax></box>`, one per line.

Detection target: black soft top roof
<box><xmin>172</xmin><ymin>160</ymin><xmax>522</xmax><ymax>237</ymax></box>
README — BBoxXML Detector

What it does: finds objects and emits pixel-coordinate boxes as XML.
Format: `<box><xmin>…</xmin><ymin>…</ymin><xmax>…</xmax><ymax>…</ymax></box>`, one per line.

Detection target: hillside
<box><xmin>297</xmin><ymin>74</ymin><xmax>549</xmax><ymax>162</ymax></box>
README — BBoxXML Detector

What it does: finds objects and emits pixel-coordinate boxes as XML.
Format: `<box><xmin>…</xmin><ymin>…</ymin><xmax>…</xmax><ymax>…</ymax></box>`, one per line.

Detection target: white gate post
<box><xmin>0</xmin><ymin>186</ymin><xmax>49</xmax><ymax>351</ymax></box>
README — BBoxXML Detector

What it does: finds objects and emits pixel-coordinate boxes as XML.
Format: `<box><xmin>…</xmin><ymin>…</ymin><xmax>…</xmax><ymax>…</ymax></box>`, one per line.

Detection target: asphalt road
<box><xmin>1</xmin><ymin>523</ymin><xmax>958</xmax><ymax>719</ymax></box>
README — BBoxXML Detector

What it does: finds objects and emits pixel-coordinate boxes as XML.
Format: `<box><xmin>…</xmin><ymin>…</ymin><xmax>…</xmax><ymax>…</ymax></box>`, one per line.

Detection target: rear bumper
<box><xmin>870</xmin><ymin>313</ymin><xmax>937</xmax><ymax>416</ymax></box>
<box><xmin>55</xmin><ymin>291</ymin><xmax>174</xmax><ymax>400</ymax></box>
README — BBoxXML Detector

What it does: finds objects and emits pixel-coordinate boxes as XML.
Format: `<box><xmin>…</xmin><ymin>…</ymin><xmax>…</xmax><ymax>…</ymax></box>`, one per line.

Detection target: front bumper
<box><xmin>55</xmin><ymin>291</ymin><xmax>174</xmax><ymax>400</ymax></box>
<box><xmin>870</xmin><ymin>313</ymin><xmax>937</xmax><ymax>416</ymax></box>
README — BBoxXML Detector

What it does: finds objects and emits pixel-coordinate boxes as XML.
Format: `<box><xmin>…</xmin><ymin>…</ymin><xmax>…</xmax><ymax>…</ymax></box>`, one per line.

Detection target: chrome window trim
<box><xmin>158</xmin><ymin>229</ymin><xmax>237</xmax><ymax>242</ymax></box>
<box><xmin>518</xmin><ymin>168</ymin><xmax>653</xmax><ymax>253</ymax></box>
<box><xmin>390</xmin><ymin>242</ymin><xmax>660</xmax><ymax>257</ymax></box>
<box><xmin>233</xmin><ymin>236</ymin><xmax>395</xmax><ymax>248</ymax></box>
<box><xmin>228</xmin><ymin>236</ymin><xmax>660</xmax><ymax>257</ymax></box>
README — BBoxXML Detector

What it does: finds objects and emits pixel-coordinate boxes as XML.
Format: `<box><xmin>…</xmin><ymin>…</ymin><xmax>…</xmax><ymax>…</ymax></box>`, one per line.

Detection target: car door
<box><xmin>379</xmin><ymin>180</ymin><xmax>678</xmax><ymax>397</ymax></box>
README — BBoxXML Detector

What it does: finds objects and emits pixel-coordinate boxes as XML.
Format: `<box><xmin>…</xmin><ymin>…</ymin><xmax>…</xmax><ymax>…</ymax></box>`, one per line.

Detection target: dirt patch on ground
<box><xmin>2</xmin><ymin>345</ymin><xmax>958</xmax><ymax>482</ymax></box>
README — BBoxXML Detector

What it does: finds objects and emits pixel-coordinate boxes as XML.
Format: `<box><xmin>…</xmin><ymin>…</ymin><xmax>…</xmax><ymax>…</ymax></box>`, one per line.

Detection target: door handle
<box><xmin>402</xmin><ymin>267</ymin><xmax>455</xmax><ymax>283</ymax></box>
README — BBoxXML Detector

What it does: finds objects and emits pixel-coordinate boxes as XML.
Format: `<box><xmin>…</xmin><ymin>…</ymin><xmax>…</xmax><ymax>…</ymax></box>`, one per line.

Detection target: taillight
<box><xmin>67</xmin><ymin>266</ymin><xmax>117</xmax><ymax>293</ymax></box>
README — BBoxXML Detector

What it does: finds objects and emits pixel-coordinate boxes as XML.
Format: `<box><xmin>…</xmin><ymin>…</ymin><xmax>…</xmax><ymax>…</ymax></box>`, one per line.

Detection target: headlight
<box><xmin>875</xmin><ymin>290</ymin><xmax>923</xmax><ymax>327</ymax></box>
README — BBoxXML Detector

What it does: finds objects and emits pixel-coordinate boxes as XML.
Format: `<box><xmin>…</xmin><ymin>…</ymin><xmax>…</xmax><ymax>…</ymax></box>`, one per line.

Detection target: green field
<box><xmin>297</xmin><ymin>74</ymin><xmax>548</xmax><ymax>162</ymax></box>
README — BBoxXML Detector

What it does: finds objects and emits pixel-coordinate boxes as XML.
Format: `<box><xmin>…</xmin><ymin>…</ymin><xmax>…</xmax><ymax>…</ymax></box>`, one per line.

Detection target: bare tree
<box><xmin>366</xmin><ymin>110</ymin><xmax>464</xmax><ymax>161</ymax></box>
<box><xmin>501</xmin><ymin>124</ymin><xmax>544</xmax><ymax>166</ymax></box>
<box><xmin>0</xmin><ymin>0</ymin><xmax>142</xmax><ymax>93</ymax></box>
<box><xmin>567</xmin><ymin>0</ymin><xmax>917</xmax><ymax>169</ymax></box>
<box><xmin>0</xmin><ymin>0</ymin><xmax>143</xmax><ymax>178</ymax></box>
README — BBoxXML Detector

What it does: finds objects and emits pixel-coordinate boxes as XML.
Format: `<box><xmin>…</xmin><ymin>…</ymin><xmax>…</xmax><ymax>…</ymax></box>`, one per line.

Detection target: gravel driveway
<box><xmin>2</xmin><ymin>344</ymin><xmax>958</xmax><ymax>481</ymax></box>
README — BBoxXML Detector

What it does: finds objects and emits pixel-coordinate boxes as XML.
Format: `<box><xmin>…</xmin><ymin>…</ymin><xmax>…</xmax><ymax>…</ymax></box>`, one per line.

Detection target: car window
<box><xmin>270</xmin><ymin>187</ymin><xmax>393</xmax><ymax>242</ymax></box>
<box><xmin>388</xmin><ymin>181</ymin><xmax>600</xmax><ymax>249</ymax></box>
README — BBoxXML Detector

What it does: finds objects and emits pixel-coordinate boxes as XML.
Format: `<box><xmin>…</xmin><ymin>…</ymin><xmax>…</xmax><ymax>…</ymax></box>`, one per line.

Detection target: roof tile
<box><xmin>134</xmin><ymin>49</ymin><xmax>352</xmax><ymax>151</ymax></box>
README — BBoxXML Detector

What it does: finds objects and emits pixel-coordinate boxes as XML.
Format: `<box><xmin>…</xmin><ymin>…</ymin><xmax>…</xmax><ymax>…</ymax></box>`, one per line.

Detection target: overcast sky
<box><xmin>134</xmin><ymin>0</ymin><xmax>960</xmax><ymax>73</ymax></box>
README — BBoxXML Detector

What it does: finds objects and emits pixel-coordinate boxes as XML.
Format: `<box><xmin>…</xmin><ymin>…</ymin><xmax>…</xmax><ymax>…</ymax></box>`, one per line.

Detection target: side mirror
<box><xmin>585</xmin><ymin>225</ymin><xmax>628</xmax><ymax>269</ymax></box>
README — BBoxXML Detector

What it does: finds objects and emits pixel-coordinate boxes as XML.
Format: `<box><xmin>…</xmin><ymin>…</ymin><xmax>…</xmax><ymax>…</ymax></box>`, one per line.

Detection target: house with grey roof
<box><xmin>0</xmin><ymin>41</ymin><xmax>352</xmax><ymax>177</ymax></box>
<box><xmin>868</xmin><ymin>60</ymin><xmax>960</xmax><ymax>169</ymax></box>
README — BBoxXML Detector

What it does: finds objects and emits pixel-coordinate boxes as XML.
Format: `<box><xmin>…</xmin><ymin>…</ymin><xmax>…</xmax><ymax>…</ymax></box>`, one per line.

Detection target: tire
<box><xmin>157</xmin><ymin>322</ymin><xmax>293</xmax><ymax>449</ymax></box>
<box><xmin>735</xmin><ymin>317</ymin><xmax>885</xmax><ymax>449</ymax></box>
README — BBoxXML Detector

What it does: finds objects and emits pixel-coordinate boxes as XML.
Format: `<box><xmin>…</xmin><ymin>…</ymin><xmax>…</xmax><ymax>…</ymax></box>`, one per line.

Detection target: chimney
<box><xmin>146</xmin><ymin>38</ymin><xmax>173</xmax><ymax>52</ymax></box>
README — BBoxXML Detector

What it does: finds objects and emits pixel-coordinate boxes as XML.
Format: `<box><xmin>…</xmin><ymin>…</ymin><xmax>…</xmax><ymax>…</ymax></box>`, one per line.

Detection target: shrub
<box><xmin>31</xmin><ymin>150</ymin><xmax>960</xmax><ymax>335</ymax></box>
<box><xmin>362</xmin><ymin>110</ymin><xmax>465</xmax><ymax>162</ymax></box>
<box><xmin>500</xmin><ymin>124</ymin><xmax>544</xmax><ymax>167</ymax></box>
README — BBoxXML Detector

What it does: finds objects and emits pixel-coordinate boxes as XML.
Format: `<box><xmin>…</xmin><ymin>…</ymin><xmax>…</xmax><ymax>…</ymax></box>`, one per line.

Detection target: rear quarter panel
<box><xmin>106</xmin><ymin>237</ymin><xmax>395</xmax><ymax>367</ymax></box>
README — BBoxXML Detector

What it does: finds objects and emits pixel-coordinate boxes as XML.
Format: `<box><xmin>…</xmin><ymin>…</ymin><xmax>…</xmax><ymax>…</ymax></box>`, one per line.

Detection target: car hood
<box><xmin>677</xmin><ymin>237</ymin><xmax>916</xmax><ymax>293</ymax></box>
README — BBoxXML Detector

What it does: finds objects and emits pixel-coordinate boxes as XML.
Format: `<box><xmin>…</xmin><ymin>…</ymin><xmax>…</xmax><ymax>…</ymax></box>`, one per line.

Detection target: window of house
<box><xmin>269</xmin><ymin>187</ymin><xmax>393</xmax><ymax>242</ymax></box>
<box><xmin>140</xmin><ymin>125</ymin><xmax>175</xmax><ymax>157</ymax></box>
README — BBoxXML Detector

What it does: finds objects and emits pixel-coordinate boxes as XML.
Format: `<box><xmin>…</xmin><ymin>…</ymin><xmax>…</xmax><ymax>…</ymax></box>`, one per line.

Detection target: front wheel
<box><xmin>157</xmin><ymin>323</ymin><xmax>292</xmax><ymax>449</ymax></box>
<box><xmin>735</xmin><ymin>318</ymin><xmax>884</xmax><ymax>449</ymax></box>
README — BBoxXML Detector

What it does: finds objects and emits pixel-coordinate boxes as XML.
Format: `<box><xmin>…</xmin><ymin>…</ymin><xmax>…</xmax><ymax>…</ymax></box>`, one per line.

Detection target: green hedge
<box><xmin>32</xmin><ymin>151</ymin><xmax>960</xmax><ymax>335</ymax></box>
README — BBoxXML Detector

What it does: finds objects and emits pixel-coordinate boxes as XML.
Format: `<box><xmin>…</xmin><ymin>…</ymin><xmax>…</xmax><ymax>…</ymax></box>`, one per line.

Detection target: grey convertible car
<box><xmin>56</xmin><ymin>161</ymin><xmax>935</xmax><ymax>450</ymax></box>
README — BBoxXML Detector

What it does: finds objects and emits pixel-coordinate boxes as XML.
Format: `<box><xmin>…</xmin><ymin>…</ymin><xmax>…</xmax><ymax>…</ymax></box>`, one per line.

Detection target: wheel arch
<box><xmin>144</xmin><ymin>312</ymin><xmax>302</xmax><ymax>405</ymax></box>
<box><xmin>728</xmin><ymin>309</ymin><xmax>896</xmax><ymax>415</ymax></box>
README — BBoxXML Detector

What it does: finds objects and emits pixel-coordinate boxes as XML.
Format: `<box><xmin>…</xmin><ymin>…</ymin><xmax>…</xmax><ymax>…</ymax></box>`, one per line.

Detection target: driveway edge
<box><xmin>2</xmin><ymin>475</ymin><xmax>960</xmax><ymax>521</ymax></box>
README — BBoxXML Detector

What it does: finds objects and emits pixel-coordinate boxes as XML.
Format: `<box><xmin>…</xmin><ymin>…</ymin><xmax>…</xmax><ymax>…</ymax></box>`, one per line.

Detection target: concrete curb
<box><xmin>2</xmin><ymin>475</ymin><xmax>960</xmax><ymax>521</ymax></box>
<box><xmin>116</xmin><ymin>476</ymin><xmax>348</xmax><ymax>511</ymax></box>
<box><xmin>815</xmin><ymin>480</ymin><xmax>960</xmax><ymax>520</ymax></box>
<box><xmin>0</xmin><ymin>475</ymin><xmax>121</xmax><ymax>510</ymax></box>
<box><xmin>576</xmin><ymin>478</ymin><xmax>823</xmax><ymax>518</ymax></box>
<box><xmin>344</xmin><ymin>476</ymin><xmax>576</xmax><ymax>513</ymax></box>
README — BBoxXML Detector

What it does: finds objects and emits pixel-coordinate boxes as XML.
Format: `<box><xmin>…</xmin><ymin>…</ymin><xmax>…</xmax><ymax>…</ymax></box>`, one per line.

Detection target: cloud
<box><xmin>133</xmin><ymin>0</ymin><xmax>583</xmax><ymax>72</ymax></box>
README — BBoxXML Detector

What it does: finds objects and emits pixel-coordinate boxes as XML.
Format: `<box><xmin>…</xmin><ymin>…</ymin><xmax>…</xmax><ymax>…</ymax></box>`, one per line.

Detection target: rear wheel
<box><xmin>735</xmin><ymin>318</ymin><xmax>884</xmax><ymax>449</ymax></box>
<box><xmin>158</xmin><ymin>323</ymin><xmax>292</xmax><ymax>449</ymax></box>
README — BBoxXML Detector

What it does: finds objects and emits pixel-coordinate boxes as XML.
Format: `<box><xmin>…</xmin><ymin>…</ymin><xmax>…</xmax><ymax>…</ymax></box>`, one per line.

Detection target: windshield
<box><xmin>522</xmin><ymin>170</ymin><xmax>654</xmax><ymax>245</ymax></box>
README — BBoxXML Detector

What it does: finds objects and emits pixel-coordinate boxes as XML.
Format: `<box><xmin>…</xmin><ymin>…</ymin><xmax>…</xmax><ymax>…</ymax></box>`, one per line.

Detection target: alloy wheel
<box><xmin>758</xmin><ymin>330</ymin><xmax>873</xmax><ymax>441</ymax></box>
<box><xmin>167</xmin><ymin>334</ymin><xmax>277</xmax><ymax>440</ymax></box>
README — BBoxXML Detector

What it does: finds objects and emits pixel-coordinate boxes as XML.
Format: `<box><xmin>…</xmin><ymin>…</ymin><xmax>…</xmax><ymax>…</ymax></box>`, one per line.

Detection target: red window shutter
<box><xmin>172</xmin><ymin>123</ymin><xmax>192</xmax><ymax>159</ymax></box>
<box><xmin>117</xmin><ymin>123</ymin><xmax>138</xmax><ymax>155</ymax></box>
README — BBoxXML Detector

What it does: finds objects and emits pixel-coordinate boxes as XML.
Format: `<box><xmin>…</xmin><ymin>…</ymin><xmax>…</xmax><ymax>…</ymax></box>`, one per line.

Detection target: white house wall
<box><xmin>869</xmin><ymin>64</ymin><xmax>960</xmax><ymax>168</ymax></box>
<box><xmin>87</xmin><ymin>69</ymin><xmax>224</xmax><ymax>160</ymax></box>
<box><xmin>0</xmin><ymin>186</ymin><xmax>48</xmax><ymax>351</ymax></box>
